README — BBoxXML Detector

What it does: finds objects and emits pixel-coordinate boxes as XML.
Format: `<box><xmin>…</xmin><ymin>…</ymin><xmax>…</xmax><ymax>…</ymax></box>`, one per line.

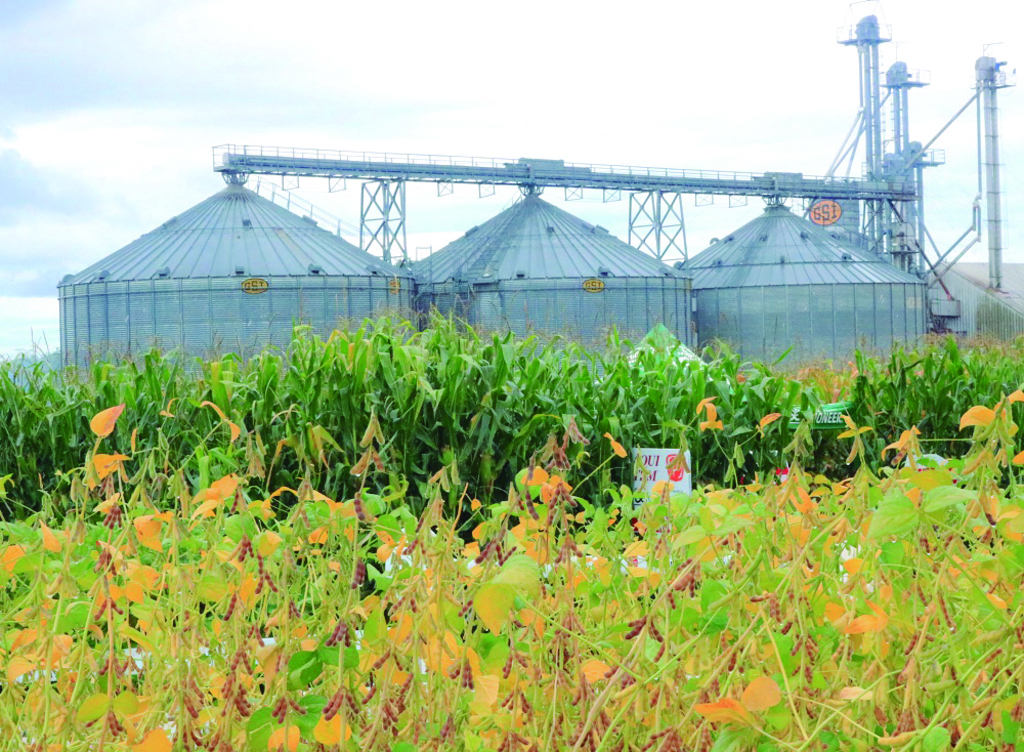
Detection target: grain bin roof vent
<box><xmin>235</xmin><ymin>266</ymin><xmax>245</xmax><ymax>275</ymax></box>
<box><xmin>308</xmin><ymin>264</ymin><xmax>322</xmax><ymax>275</ymax></box>
<box><xmin>242</xmin><ymin>218</ymin><xmax>252</xmax><ymax>228</ymax></box>
<box><xmin>156</xmin><ymin>267</ymin><xmax>170</xmax><ymax>278</ymax></box>
<box><xmin>598</xmin><ymin>266</ymin><xmax>611</xmax><ymax>277</ymax></box>
<box><xmin>301</xmin><ymin>215</ymin><xmax>318</xmax><ymax>226</ymax></box>
<box><xmin>96</xmin><ymin>270</ymin><xmax>110</xmax><ymax>281</ymax></box>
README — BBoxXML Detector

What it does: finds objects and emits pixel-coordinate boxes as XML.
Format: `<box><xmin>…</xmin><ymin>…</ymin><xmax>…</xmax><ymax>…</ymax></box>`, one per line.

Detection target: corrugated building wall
<box><xmin>931</xmin><ymin>263</ymin><xmax>1024</xmax><ymax>339</ymax></box>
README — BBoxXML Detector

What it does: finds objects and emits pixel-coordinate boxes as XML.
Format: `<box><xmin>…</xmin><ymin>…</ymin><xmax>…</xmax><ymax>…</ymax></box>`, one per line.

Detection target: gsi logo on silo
<box><xmin>241</xmin><ymin>278</ymin><xmax>270</xmax><ymax>294</ymax></box>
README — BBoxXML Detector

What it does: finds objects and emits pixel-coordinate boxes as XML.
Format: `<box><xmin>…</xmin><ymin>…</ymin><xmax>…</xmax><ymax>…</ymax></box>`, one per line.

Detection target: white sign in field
<box><xmin>632</xmin><ymin>448</ymin><xmax>693</xmax><ymax>496</ymax></box>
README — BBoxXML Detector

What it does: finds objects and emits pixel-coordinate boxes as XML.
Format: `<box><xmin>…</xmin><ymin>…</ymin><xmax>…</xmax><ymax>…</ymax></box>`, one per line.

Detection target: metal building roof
<box><xmin>686</xmin><ymin>203</ymin><xmax>923</xmax><ymax>288</ymax></box>
<box><xmin>415</xmin><ymin>193</ymin><xmax>685</xmax><ymax>284</ymax></box>
<box><xmin>61</xmin><ymin>184</ymin><xmax>411</xmax><ymax>286</ymax></box>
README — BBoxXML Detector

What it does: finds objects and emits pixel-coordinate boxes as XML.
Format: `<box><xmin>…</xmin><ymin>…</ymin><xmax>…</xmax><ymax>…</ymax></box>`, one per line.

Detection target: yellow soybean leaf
<box><xmin>474</xmin><ymin>583</ymin><xmax>516</xmax><ymax>633</ymax></box>
<box><xmin>987</xmin><ymin>593</ymin><xmax>1008</xmax><ymax>610</ymax></box>
<box><xmin>2</xmin><ymin>545</ymin><xmax>25</xmax><ymax>573</ymax></box>
<box><xmin>314</xmin><ymin>715</ymin><xmax>352</xmax><ymax>745</ymax></box>
<box><xmin>40</xmin><ymin>522</ymin><xmax>61</xmax><ymax>553</ymax></box>
<box><xmin>960</xmin><ymin>405</ymin><xmax>996</xmax><ymax>430</ymax></box>
<box><xmin>93</xmin><ymin>454</ymin><xmax>129</xmax><ymax>481</ymax></box>
<box><xmin>582</xmin><ymin>659</ymin><xmax>611</xmax><ymax>683</ymax></box>
<box><xmin>12</xmin><ymin>628</ymin><xmax>38</xmax><ymax>650</ymax></box>
<box><xmin>133</xmin><ymin>728</ymin><xmax>172</xmax><ymax>752</ymax></box>
<box><xmin>90</xmin><ymin>404</ymin><xmax>125</xmax><ymax>438</ymax></box>
<box><xmin>6</xmin><ymin>657</ymin><xmax>36</xmax><ymax>682</ymax></box>
<box><xmin>268</xmin><ymin>725</ymin><xmax>300</xmax><ymax>751</ymax></box>
<box><xmin>475</xmin><ymin>674</ymin><xmax>500</xmax><ymax>706</ymax></box>
<box><xmin>842</xmin><ymin>558</ymin><xmax>863</xmax><ymax>575</ymax></box>
<box><xmin>125</xmin><ymin>582</ymin><xmax>145</xmax><ymax>604</ymax></box>
<box><xmin>694</xmin><ymin>698</ymin><xmax>757</xmax><ymax>727</ymax></box>
<box><xmin>844</xmin><ymin>602</ymin><xmax>889</xmax><ymax>634</ymax></box>
<box><xmin>258</xmin><ymin>531</ymin><xmax>282</xmax><ymax>557</ymax></box>
<box><xmin>603</xmin><ymin>432</ymin><xmax>627</xmax><ymax>458</ymax></box>
<box><xmin>838</xmin><ymin>686</ymin><xmax>872</xmax><ymax>701</ymax></box>
<box><xmin>741</xmin><ymin>676</ymin><xmax>782</xmax><ymax>711</ymax></box>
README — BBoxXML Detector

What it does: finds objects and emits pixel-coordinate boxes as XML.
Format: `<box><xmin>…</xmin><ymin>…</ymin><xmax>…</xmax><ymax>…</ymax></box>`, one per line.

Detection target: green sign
<box><xmin>789</xmin><ymin>401</ymin><xmax>853</xmax><ymax>431</ymax></box>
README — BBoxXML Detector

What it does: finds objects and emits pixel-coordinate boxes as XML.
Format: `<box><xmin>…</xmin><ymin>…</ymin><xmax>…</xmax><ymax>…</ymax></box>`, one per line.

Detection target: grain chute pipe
<box><xmin>904</xmin><ymin>91</ymin><xmax>980</xmax><ymax>172</ymax></box>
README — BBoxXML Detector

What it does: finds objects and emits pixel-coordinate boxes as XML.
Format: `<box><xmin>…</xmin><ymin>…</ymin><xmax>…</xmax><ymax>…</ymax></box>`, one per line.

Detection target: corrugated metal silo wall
<box><xmin>59</xmin><ymin>276</ymin><xmax>415</xmax><ymax>366</ymax></box>
<box><xmin>475</xmin><ymin>277</ymin><xmax>693</xmax><ymax>346</ymax></box>
<box><xmin>934</xmin><ymin>272</ymin><xmax>1024</xmax><ymax>340</ymax></box>
<box><xmin>695</xmin><ymin>283</ymin><xmax>926</xmax><ymax>362</ymax></box>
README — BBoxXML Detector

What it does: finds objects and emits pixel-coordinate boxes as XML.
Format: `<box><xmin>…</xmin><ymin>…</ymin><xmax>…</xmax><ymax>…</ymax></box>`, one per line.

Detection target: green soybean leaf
<box><xmin>868</xmin><ymin>494</ymin><xmax>919</xmax><ymax>539</ymax></box>
<box><xmin>922</xmin><ymin>725</ymin><xmax>951</xmax><ymax>752</ymax></box>
<box><xmin>76</xmin><ymin>693</ymin><xmax>109</xmax><ymax>723</ymax></box>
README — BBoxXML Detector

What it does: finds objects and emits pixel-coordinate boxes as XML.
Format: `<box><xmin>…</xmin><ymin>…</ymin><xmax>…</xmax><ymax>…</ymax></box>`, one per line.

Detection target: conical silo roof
<box><xmin>416</xmin><ymin>194</ymin><xmax>683</xmax><ymax>284</ymax></box>
<box><xmin>62</xmin><ymin>184</ymin><xmax>410</xmax><ymax>286</ymax></box>
<box><xmin>686</xmin><ymin>203</ymin><xmax>920</xmax><ymax>288</ymax></box>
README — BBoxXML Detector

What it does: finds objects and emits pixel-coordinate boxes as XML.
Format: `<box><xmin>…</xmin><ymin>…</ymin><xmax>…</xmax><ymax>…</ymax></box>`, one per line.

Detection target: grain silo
<box><xmin>415</xmin><ymin>192</ymin><xmax>694</xmax><ymax>345</ymax></box>
<box><xmin>688</xmin><ymin>201</ymin><xmax>926</xmax><ymax>361</ymax></box>
<box><xmin>59</xmin><ymin>182</ymin><xmax>413</xmax><ymax>366</ymax></box>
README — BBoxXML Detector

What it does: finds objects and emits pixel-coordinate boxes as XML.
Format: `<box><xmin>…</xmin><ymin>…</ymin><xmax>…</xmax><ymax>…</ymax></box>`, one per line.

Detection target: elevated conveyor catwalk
<box><xmin>214</xmin><ymin>145</ymin><xmax>914</xmax><ymax>201</ymax></box>
<box><xmin>213</xmin><ymin>144</ymin><xmax>916</xmax><ymax>264</ymax></box>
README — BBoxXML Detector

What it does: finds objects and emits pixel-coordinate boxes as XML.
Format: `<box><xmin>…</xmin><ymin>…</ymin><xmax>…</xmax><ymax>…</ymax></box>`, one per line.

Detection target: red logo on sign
<box><xmin>667</xmin><ymin>453</ymin><xmax>684</xmax><ymax>482</ymax></box>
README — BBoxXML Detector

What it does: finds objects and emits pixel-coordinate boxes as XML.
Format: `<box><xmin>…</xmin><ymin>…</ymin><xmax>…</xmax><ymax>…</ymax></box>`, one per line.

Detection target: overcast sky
<box><xmin>1</xmin><ymin>0</ymin><xmax>1021</xmax><ymax>355</ymax></box>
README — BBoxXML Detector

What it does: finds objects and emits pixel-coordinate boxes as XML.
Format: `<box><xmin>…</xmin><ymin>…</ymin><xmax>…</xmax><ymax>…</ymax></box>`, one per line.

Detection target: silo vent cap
<box><xmin>799</xmin><ymin>231</ymin><xmax>810</xmax><ymax>240</ymax></box>
<box><xmin>546</xmin><ymin>226</ymin><xmax>555</xmax><ymax>234</ymax></box>
<box><xmin>725</xmin><ymin>235</ymin><xmax>735</xmax><ymax>242</ymax></box>
<box><xmin>235</xmin><ymin>266</ymin><xmax>245</xmax><ymax>276</ymax></box>
<box><xmin>516</xmin><ymin>269</ymin><xmax>527</xmax><ymax>278</ymax></box>
<box><xmin>841</xmin><ymin>252</ymin><xmax>853</xmax><ymax>261</ymax></box>
<box><xmin>779</xmin><ymin>255</ymin><xmax>787</xmax><ymax>264</ymax></box>
<box><xmin>242</xmin><ymin>218</ymin><xmax>253</xmax><ymax>228</ymax></box>
<box><xmin>301</xmin><ymin>215</ymin><xmax>318</xmax><ymax>226</ymax></box>
<box><xmin>156</xmin><ymin>267</ymin><xmax>170</xmax><ymax>278</ymax></box>
<box><xmin>595</xmin><ymin>224</ymin><xmax>609</xmax><ymax>234</ymax></box>
<box><xmin>598</xmin><ymin>266</ymin><xmax>611</xmax><ymax>277</ymax></box>
<box><xmin>759</xmin><ymin>234</ymin><xmax>769</xmax><ymax>242</ymax></box>
<box><xmin>308</xmin><ymin>264</ymin><xmax>323</xmax><ymax>275</ymax></box>
<box><xmin>465</xmin><ymin>225</ymin><xmax>479</xmax><ymax>237</ymax></box>
<box><xmin>97</xmin><ymin>270</ymin><xmax>110</xmax><ymax>281</ymax></box>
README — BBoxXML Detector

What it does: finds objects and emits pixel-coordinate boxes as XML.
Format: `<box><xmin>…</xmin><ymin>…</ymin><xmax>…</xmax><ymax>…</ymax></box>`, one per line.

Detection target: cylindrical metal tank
<box><xmin>687</xmin><ymin>202</ymin><xmax>927</xmax><ymax>361</ymax></box>
<box><xmin>58</xmin><ymin>184</ymin><xmax>414</xmax><ymax>366</ymax></box>
<box><xmin>414</xmin><ymin>193</ymin><xmax>694</xmax><ymax>346</ymax></box>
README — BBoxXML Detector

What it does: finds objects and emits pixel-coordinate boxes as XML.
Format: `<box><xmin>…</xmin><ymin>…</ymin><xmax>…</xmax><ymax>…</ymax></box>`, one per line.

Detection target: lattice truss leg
<box><xmin>628</xmin><ymin>192</ymin><xmax>687</xmax><ymax>262</ymax></box>
<box><xmin>360</xmin><ymin>180</ymin><xmax>407</xmax><ymax>263</ymax></box>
